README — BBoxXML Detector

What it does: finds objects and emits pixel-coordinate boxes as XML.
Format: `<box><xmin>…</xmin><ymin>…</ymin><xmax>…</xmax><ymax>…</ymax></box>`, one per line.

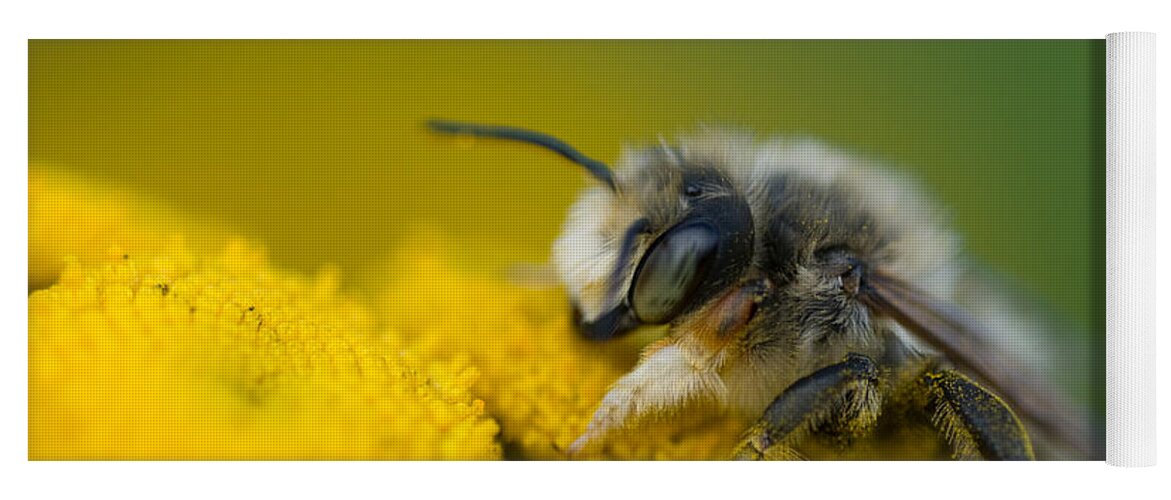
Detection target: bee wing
<box><xmin>862</xmin><ymin>270</ymin><xmax>1100</xmax><ymax>459</ymax></box>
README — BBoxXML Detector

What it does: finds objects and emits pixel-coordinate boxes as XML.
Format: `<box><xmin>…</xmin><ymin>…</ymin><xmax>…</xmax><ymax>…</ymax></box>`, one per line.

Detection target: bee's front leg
<box><xmin>568</xmin><ymin>340</ymin><xmax>728</xmax><ymax>456</ymax></box>
<box><xmin>917</xmin><ymin>369</ymin><xmax>1035</xmax><ymax>460</ymax></box>
<box><xmin>733</xmin><ymin>353</ymin><xmax>882</xmax><ymax>460</ymax></box>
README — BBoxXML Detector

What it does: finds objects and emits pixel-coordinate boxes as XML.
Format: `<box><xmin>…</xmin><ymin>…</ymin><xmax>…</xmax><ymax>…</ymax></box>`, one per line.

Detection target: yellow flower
<box><xmin>29</xmin><ymin>237</ymin><xmax>501</xmax><ymax>460</ymax></box>
<box><xmin>381</xmin><ymin>240</ymin><xmax>748</xmax><ymax>460</ymax></box>
<box><xmin>29</xmin><ymin>169</ymin><xmax>745</xmax><ymax>460</ymax></box>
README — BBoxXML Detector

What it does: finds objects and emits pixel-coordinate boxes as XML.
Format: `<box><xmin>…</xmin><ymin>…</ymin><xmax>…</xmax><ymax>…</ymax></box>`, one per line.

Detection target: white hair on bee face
<box><xmin>553</xmin><ymin>186</ymin><xmax>628</xmax><ymax>320</ymax></box>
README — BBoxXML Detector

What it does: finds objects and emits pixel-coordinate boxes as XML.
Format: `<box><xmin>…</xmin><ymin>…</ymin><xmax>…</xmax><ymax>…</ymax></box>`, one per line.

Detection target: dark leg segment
<box><xmin>733</xmin><ymin>353</ymin><xmax>882</xmax><ymax>460</ymax></box>
<box><xmin>922</xmin><ymin>370</ymin><xmax>1035</xmax><ymax>460</ymax></box>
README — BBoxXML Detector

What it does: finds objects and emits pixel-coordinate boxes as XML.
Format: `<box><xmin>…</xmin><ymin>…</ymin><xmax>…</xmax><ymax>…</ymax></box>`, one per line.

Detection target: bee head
<box><xmin>428</xmin><ymin>120</ymin><xmax>761</xmax><ymax>341</ymax></box>
<box><xmin>559</xmin><ymin>142</ymin><xmax>758</xmax><ymax>341</ymax></box>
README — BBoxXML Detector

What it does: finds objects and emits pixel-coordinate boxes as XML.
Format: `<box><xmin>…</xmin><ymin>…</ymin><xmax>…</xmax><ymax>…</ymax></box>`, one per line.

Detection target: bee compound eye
<box><xmin>629</xmin><ymin>222</ymin><xmax>720</xmax><ymax>324</ymax></box>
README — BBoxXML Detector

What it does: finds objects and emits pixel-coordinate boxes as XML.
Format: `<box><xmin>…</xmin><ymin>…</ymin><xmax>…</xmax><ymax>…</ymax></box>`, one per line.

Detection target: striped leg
<box><xmin>920</xmin><ymin>369</ymin><xmax>1035</xmax><ymax>460</ymax></box>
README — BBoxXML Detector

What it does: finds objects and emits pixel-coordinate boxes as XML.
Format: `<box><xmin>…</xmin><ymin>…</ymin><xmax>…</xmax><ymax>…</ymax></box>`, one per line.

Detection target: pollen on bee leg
<box><xmin>567</xmin><ymin>342</ymin><xmax>728</xmax><ymax>457</ymax></box>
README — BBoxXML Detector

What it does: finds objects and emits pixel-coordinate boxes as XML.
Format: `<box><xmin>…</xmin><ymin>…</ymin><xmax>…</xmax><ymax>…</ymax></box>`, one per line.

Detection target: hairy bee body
<box><xmin>555</xmin><ymin>130</ymin><xmax>958</xmax><ymax>418</ymax></box>
<box><xmin>431</xmin><ymin>121</ymin><xmax>1095</xmax><ymax>460</ymax></box>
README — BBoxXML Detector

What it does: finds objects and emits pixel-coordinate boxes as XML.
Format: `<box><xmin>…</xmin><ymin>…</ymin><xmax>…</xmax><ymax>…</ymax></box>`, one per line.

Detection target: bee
<box><xmin>429</xmin><ymin>120</ymin><xmax>1100</xmax><ymax>460</ymax></box>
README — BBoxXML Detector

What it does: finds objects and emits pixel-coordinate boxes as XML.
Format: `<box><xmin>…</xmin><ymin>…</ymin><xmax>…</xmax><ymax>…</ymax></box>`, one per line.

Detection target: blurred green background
<box><xmin>29</xmin><ymin>40</ymin><xmax>1104</xmax><ymax>408</ymax></box>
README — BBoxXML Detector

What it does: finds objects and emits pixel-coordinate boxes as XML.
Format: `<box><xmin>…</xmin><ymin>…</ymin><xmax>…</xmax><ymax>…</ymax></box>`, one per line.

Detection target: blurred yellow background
<box><xmin>29</xmin><ymin>40</ymin><xmax>1104</xmax><ymax>411</ymax></box>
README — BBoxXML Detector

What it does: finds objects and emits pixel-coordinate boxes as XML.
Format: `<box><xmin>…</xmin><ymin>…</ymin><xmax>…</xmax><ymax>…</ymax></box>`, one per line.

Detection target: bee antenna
<box><xmin>428</xmin><ymin>120</ymin><xmax>617</xmax><ymax>192</ymax></box>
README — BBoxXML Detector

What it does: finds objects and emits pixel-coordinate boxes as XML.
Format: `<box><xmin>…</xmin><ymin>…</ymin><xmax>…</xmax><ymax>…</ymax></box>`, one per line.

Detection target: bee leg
<box><xmin>568</xmin><ymin>341</ymin><xmax>727</xmax><ymax>455</ymax></box>
<box><xmin>732</xmin><ymin>353</ymin><xmax>882</xmax><ymax>460</ymax></box>
<box><xmin>919</xmin><ymin>369</ymin><xmax>1035</xmax><ymax>460</ymax></box>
